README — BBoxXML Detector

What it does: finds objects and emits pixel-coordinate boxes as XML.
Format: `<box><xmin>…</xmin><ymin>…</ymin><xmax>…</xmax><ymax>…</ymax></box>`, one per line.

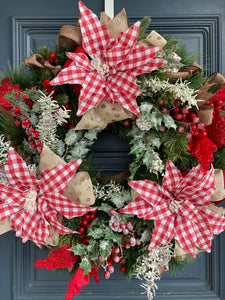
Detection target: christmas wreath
<box><xmin>0</xmin><ymin>2</ymin><xmax>225</xmax><ymax>300</ymax></box>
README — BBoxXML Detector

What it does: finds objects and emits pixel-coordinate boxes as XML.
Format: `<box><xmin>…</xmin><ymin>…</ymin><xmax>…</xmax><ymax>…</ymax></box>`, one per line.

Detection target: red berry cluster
<box><xmin>77</xmin><ymin>209</ymin><xmax>97</xmax><ymax>238</ymax></box>
<box><xmin>45</xmin><ymin>52</ymin><xmax>60</xmax><ymax>66</ymax></box>
<box><xmin>21</xmin><ymin>119</ymin><xmax>43</xmax><ymax>153</ymax></box>
<box><xmin>160</xmin><ymin>98</ymin><xmax>208</xmax><ymax>139</ymax></box>
<box><xmin>43</xmin><ymin>80</ymin><xmax>55</xmax><ymax>98</ymax></box>
<box><xmin>101</xmin><ymin>245</ymin><xmax>126</xmax><ymax>280</ymax></box>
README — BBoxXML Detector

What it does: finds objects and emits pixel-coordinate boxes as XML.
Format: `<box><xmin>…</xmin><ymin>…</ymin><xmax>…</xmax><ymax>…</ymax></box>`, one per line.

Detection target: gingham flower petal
<box><xmin>43</xmin><ymin>193</ymin><xmax>96</xmax><ymax>219</ymax></box>
<box><xmin>66</xmin><ymin>52</ymin><xmax>93</xmax><ymax>71</ymax></box>
<box><xmin>174</xmin><ymin>216</ymin><xmax>197</xmax><ymax>257</ymax></box>
<box><xmin>148</xmin><ymin>202</ymin><xmax>172</xmax><ymax>220</ymax></box>
<box><xmin>117</xmin><ymin>22</ymin><xmax>140</xmax><ymax>49</ymax></box>
<box><xmin>5</xmin><ymin>148</ymin><xmax>38</xmax><ymax>190</ymax></box>
<box><xmin>107</xmin><ymin>71</ymin><xmax>140</xmax><ymax>97</ymax></box>
<box><xmin>119</xmin><ymin>45</ymin><xmax>164</xmax><ymax>74</ymax></box>
<box><xmin>162</xmin><ymin>160</ymin><xmax>183</xmax><ymax>195</ymax></box>
<box><xmin>199</xmin><ymin>207</ymin><xmax>225</xmax><ymax>234</ymax></box>
<box><xmin>79</xmin><ymin>1</ymin><xmax>115</xmax><ymax>58</ymax></box>
<box><xmin>77</xmin><ymin>73</ymin><xmax>106</xmax><ymax>116</ymax></box>
<box><xmin>0</xmin><ymin>202</ymin><xmax>22</xmax><ymax>221</ymax></box>
<box><xmin>50</xmin><ymin>64</ymin><xmax>87</xmax><ymax>86</ymax></box>
<box><xmin>178</xmin><ymin>168</ymin><xmax>215</xmax><ymax>206</ymax></box>
<box><xmin>119</xmin><ymin>197</ymin><xmax>152</xmax><ymax>219</ymax></box>
<box><xmin>129</xmin><ymin>180</ymin><xmax>164</xmax><ymax>206</ymax></box>
<box><xmin>148</xmin><ymin>216</ymin><xmax>175</xmax><ymax>251</ymax></box>
<box><xmin>39</xmin><ymin>159</ymin><xmax>82</xmax><ymax>195</ymax></box>
<box><xmin>45</xmin><ymin>213</ymin><xmax>75</xmax><ymax>235</ymax></box>
<box><xmin>0</xmin><ymin>183</ymin><xmax>25</xmax><ymax>206</ymax></box>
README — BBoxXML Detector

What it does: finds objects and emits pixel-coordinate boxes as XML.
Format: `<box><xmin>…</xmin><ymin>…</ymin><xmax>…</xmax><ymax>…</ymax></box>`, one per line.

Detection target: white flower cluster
<box><xmin>93</xmin><ymin>182</ymin><xmax>122</xmax><ymax>202</ymax></box>
<box><xmin>149</xmin><ymin>149</ymin><xmax>164</xmax><ymax>176</ymax></box>
<box><xmin>36</xmin><ymin>91</ymin><xmax>70</xmax><ymax>150</ymax></box>
<box><xmin>140</xmin><ymin>77</ymin><xmax>199</xmax><ymax>108</ymax></box>
<box><xmin>135</xmin><ymin>244</ymin><xmax>173</xmax><ymax>300</ymax></box>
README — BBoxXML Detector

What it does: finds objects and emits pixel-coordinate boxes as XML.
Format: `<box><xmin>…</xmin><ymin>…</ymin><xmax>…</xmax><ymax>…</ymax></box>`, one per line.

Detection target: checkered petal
<box><xmin>148</xmin><ymin>216</ymin><xmax>175</xmax><ymax>251</ymax></box>
<box><xmin>44</xmin><ymin>207</ymin><xmax>75</xmax><ymax>235</ymax></box>
<box><xmin>77</xmin><ymin>73</ymin><xmax>106</xmax><ymax>116</ymax></box>
<box><xmin>79</xmin><ymin>1</ymin><xmax>115</xmax><ymax>58</ymax></box>
<box><xmin>50</xmin><ymin>64</ymin><xmax>87</xmax><ymax>86</ymax></box>
<box><xmin>199</xmin><ymin>207</ymin><xmax>225</xmax><ymax>234</ymax></box>
<box><xmin>174</xmin><ymin>215</ymin><xmax>197</xmax><ymax>257</ymax></box>
<box><xmin>66</xmin><ymin>52</ymin><xmax>92</xmax><ymax>71</ymax></box>
<box><xmin>117</xmin><ymin>22</ymin><xmax>140</xmax><ymax>49</ymax></box>
<box><xmin>0</xmin><ymin>202</ymin><xmax>22</xmax><ymax>221</ymax></box>
<box><xmin>0</xmin><ymin>183</ymin><xmax>24</xmax><ymax>206</ymax></box>
<box><xmin>39</xmin><ymin>159</ymin><xmax>82</xmax><ymax>195</ymax></box>
<box><xmin>10</xmin><ymin>210</ymin><xmax>25</xmax><ymax>239</ymax></box>
<box><xmin>193</xmin><ymin>212</ymin><xmax>214</xmax><ymax>251</ymax></box>
<box><xmin>5</xmin><ymin>148</ymin><xmax>38</xmax><ymax>190</ymax></box>
<box><xmin>119</xmin><ymin>44</ymin><xmax>167</xmax><ymax>76</ymax></box>
<box><xmin>104</xmin><ymin>84</ymin><xmax>140</xmax><ymax>115</ymax></box>
<box><xmin>162</xmin><ymin>160</ymin><xmax>183</xmax><ymax>195</ymax></box>
<box><xmin>148</xmin><ymin>201</ymin><xmax>172</xmax><ymax>220</ymax></box>
<box><xmin>120</xmin><ymin>197</ymin><xmax>152</xmax><ymax>219</ymax></box>
<box><xmin>129</xmin><ymin>180</ymin><xmax>164</xmax><ymax>206</ymax></box>
<box><xmin>178</xmin><ymin>167</ymin><xmax>215</xmax><ymax>207</ymax></box>
<box><xmin>42</xmin><ymin>193</ymin><xmax>96</xmax><ymax>219</ymax></box>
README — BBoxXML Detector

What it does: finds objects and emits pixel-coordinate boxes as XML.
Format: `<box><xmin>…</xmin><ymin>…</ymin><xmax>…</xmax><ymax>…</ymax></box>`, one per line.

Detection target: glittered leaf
<box><xmin>80</xmin><ymin>257</ymin><xmax>92</xmax><ymax>275</ymax></box>
<box><xmin>70</xmin><ymin>244</ymin><xmax>87</xmax><ymax>256</ymax></box>
<box><xmin>163</xmin><ymin>114</ymin><xmax>177</xmax><ymax>130</ymax></box>
<box><xmin>99</xmin><ymin>240</ymin><xmax>112</xmax><ymax>260</ymax></box>
<box><xmin>143</xmin><ymin>151</ymin><xmax>153</xmax><ymax>169</ymax></box>
<box><xmin>150</xmin><ymin>112</ymin><xmax>163</xmax><ymax>130</ymax></box>
<box><xmin>88</xmin><ymin>227</ymin><xmax>104</xmax><ymax>239</ymax></box>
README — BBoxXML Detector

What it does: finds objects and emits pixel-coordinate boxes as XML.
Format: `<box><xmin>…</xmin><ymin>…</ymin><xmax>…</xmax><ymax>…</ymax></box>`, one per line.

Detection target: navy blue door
<box><xmin>0</xmin><ymin>0</ymin><xmax>225</xmax><ymax>299</ymax></box>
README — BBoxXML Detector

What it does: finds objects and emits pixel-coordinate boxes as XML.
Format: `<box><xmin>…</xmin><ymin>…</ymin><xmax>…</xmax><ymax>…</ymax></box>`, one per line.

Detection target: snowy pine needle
<box><xmin>0</xmin><ymin>135</ymin><xmax>10</xmax><ymax>163</ymax></box>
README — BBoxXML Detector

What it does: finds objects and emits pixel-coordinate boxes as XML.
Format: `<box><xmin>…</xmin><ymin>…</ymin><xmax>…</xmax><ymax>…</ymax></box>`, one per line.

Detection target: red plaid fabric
<box><xmin>50</xmin><ymin>1</ymin><xmax>167</xmax><ymax>116</ymax></box>
<box><xmin>0</xmin><ymin>148</ymin><xmax>96</xmax><ymax>247</ymax></box>
<box><xmin>120</xmin><ymin>160</ymin><xmax>225</xmax><ymax>257</ymax></box>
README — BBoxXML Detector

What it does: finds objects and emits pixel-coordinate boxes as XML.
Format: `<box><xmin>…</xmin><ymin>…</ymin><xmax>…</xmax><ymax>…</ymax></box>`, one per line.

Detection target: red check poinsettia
<box><xmin>120</xmin><ymin>160</ymin><xmax>225</xmax><ymax>257</ymax></box>
<box><xmin>0</xmin><ymin>148</ymin><xmax>96</xmax><ymax>247</ymax></box>
<box><xmin>50</xmin><ymin>1</ymin><xmax>167</xmax><ymax>116</ymax></box>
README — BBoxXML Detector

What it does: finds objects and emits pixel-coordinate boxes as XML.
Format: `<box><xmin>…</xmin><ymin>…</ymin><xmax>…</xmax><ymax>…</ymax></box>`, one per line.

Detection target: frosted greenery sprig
<box><xmin>0</xmin><ymin>134</ymin><xmax>10</xmax><ymax>163</ymax></box>
<box><xmin>36</xmin><ymin>91</ymin><xmax>70</xmax><ymax>150</ymax></box>
<box><xmin>139</xmin><ymin>77</ymin><xmax>199</xmax><ymax>108</ymax></box>
<box><xmin>135</xmin><ymin>244</ymin><xmax>173</xmax><ymax>300</ymax></box>
<box><xmin>56</xmin><ymin>127</ymin><xmax>101</xmax><ymax>161</ymax></box>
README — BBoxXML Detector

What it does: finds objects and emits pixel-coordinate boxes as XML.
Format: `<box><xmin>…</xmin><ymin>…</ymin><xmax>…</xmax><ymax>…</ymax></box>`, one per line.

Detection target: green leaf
<box><xmin>80</xmin><ymin>257</ymin><xmax>92</xmax><ymax>275</ymax></box>
<box><xmin>143</xmin><ymin>151</ymin><xmax>153</xmax><ymax>169</ymax></box>
<box><xmin>70</xmin><ymin>244</ymin><xmax>87</xmax><ymax>256</ymax></box>
<box><xmin>88</xmin><ymin>227</ymin><xmax>104</xmax><ymax>239</ymax></box>
<box><xmin>104</xmin><ymin>228</ymin><xmax>121</xmax><ymax>244</ymax></box>
<box><xmin>129</xmin><ymin>140</ymin><xmax>146</xmax><ymax>154</ymax></box>
<box><xmin>163</xmin><ymin>114</ymin><xmax>177</xmax><ymax>130</ymax></box>
<box><xmin>150</xmin><ymin>112</ymin><xmax>163</xmax><ymax>130</ymax></box>
<box><xmin>98</xmin><ymin>203</ymin><xmax>112</xmax><ymax>213</ymax></box>
<box><xmin>99</xmin><ymin>240</ymin><xmax>112</xmax><ymax>260</ymax></box>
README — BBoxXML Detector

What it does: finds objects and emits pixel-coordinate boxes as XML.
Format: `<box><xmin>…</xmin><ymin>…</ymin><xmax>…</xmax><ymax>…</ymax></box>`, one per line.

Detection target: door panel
<box><xmin>0</xmin><ymin>0</ymin><xmax>225</xmax><ymax>299</ymax></box>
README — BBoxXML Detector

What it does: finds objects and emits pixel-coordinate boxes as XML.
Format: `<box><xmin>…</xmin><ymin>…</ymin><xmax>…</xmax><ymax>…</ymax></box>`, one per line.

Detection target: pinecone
<box><xmin>136</xmin><ymin>115</ymin><xmax>153</xmax><ymax>131</ymax></box>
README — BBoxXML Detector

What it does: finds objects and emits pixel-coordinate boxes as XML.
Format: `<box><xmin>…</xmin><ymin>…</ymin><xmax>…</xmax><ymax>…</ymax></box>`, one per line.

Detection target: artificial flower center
<box><xmin>169</xmin><ymin>198</ymin><xmax>182</xmax><ymax>214</ymax></box>
<box><xmin>23</xmin><ymin>189</ymin><xmax>38</xmax><ymax>213</ymax></box>
<box><xmin>91</xmin><ymin>56</ymin><xmax>109</xmax><ymax>78</ymax></box>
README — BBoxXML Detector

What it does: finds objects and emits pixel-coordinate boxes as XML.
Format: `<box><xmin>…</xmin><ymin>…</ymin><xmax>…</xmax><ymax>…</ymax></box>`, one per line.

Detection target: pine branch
<box><xmin>137</xmin><ymin>17</ymin><xmax>151</xmax><ymax>41</ymax></box>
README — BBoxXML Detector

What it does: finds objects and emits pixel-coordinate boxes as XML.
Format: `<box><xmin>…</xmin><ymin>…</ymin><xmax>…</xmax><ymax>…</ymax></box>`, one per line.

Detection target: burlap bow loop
<box><xmin>59</xmin><ymin>24</ymin><xmax>82</xmax><ymax>49</ymax></box>
<box><xmin>169</xmin><ymin>62</ymin><xmax>202</xmax><ymax>82</ymax></box>
<box><xmin>100</xmin><ymin>9</ymin><xmax>129</xmax><ymax>39</ymax></box>
<box><xmin>24</xmin><ymin>54</ymin><xmax>62</xmax><ymax>76</ymax></box>
<box><xmin>195</xmin><ymin>73</ymin><xmax>225</xmax><ymax>125</ymax></box>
